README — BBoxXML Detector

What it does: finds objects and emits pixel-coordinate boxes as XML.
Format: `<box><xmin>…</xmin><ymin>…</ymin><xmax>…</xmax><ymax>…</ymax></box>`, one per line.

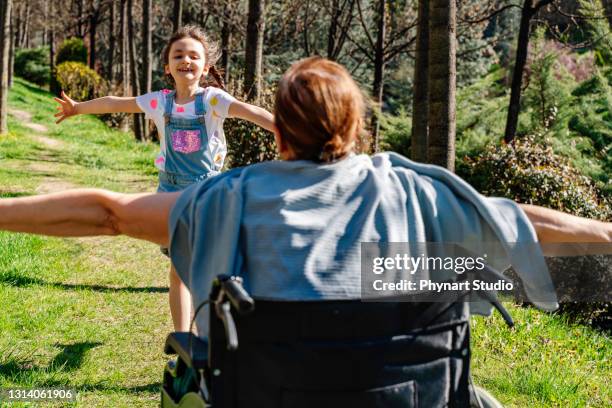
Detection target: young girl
<box><xmin>54</xmin><ymin>25</ymin><xmax>275</xmax><ymax>332</ymax></box>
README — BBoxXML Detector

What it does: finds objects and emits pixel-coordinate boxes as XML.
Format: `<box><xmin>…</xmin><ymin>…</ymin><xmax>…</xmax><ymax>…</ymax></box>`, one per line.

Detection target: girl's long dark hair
<box><xmin>162</xmin><ymin>25</ymin><xmax>225</xmax><ymax>89</ymax></box>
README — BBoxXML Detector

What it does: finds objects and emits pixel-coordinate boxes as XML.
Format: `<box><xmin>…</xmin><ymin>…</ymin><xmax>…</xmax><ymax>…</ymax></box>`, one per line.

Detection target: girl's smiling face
<box><xmin>165</xmin><ymin>37</ymin><xmax>208</xmax><ymax>85</ymax></box>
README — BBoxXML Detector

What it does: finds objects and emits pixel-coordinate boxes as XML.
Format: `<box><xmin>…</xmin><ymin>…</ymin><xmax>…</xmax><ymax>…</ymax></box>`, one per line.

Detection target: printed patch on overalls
<box><xmin>214</xmin><ymin>151</ymin><xmax>225</xmax><ymax>165</ymax></box>
<box><xmin>172</xmin><ymin>129</ymin><xmax>201</xmax><ymax>154</ymax></box>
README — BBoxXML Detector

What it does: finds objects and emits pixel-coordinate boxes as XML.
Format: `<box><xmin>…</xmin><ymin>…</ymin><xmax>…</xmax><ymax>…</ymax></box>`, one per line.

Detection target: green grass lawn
<box><xmin>1</xmin><ymin>78</ymin><xmax>169</xmax><ymax>407</ymax></box>
<box><xmin>0</xmin><ymin>78</ymin><xmax>610</xmax><ymax>407</ymax></box>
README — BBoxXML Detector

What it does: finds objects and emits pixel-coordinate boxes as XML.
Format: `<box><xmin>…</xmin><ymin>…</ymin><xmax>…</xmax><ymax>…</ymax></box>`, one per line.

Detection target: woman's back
<box><xmin>168</xmin><ymin>151</ymin><xmax>556</xmax><ymax>338</ymax></box>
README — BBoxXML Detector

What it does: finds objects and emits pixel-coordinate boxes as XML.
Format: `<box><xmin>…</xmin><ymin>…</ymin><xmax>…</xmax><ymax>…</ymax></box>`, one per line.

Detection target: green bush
<box><xmin>460</xmin><ymin>136</ymin><xmax>611</xmax><ymax>325</ymax></box>
<box><xmin>579</xmin><ymin>0</ymin><xmax>612</xmax><ymax>66</ymax></box>
<box><xmin>14</xmin><ymin>47</ymin><xmax>50</xmax><ymax>86</ymax></box>
<box><xmin>225</xmin><ymin>87</ymin><xmax>277</xmax><ymax>168</ymax></box>
<box><xmin>56</xmin><ymin>37</ymin><xmax>88</xmax><ymax>66</ymax></box>
<box><xmin>56</xmin><ymin>62</ymin><xmax>105</xmax><ymax>101</ymax></box>
<box><xmin>566</xmin><ymin>68</ymin><xmax>612</xmax><ymax>193</ymax></box>
<box><xmin>460</xmin><ymin>136</ymin><xmax>611</xmax><ymax>221</ymax></box>
<box><xmin>378</xmin><ymin>108</ymin><xmax>411</xmax><ymax>157</ymax></box>
<box><xmin>225</xmin><ymin>120</ymin><xmax>277</xmax><ymax>168</ymax></box>
<box><xmin>522</xmin><ymin>29</ymin><xmax>573</xmax><ymax>132</ymax></box>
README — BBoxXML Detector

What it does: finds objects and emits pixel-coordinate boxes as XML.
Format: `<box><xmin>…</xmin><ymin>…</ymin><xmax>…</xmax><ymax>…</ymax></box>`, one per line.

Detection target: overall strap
<box><xmin>194</xmin><ymin>90</ymin><xmax>206</xmax><ymax>116</ymax></box>
<box><xmin>163</xmin><ymin>90</ymin><xmax>175</xmax><ymax>123</ymax></box>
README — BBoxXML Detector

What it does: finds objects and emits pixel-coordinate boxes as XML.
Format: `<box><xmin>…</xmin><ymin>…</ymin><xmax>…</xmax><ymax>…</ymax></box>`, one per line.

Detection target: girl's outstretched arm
<box><xmin>0</xmin><ymin>190</ymin><xmax>179</xmax><ymax>246</ymax></box>
<box><xmin>54</xmin><ymin>91</ymin><xmax>143</xmax><ymax>123</ymax></box>
<box><xmin>228</xmin><ymin>100</ymin><xmax>276</xmax><ymax>133</ymax></box>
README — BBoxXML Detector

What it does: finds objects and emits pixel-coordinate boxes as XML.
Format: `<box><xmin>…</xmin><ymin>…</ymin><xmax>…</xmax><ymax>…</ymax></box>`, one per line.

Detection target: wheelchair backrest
<box><xmin>208</xmin><ymin>299</ymin><xmax>472</xmax><ymax>408</ymax></box>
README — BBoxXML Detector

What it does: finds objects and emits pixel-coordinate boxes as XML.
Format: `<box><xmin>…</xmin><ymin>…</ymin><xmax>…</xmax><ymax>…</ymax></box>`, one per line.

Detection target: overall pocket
<box><xmin>171</xmin><ymin>129</ymin><xmax>203</xmax><ymax>154</ymax></box>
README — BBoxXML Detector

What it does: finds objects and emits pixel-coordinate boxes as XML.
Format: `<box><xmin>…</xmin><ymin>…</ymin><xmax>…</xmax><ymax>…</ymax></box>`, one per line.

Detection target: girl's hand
<box><xmin>54</xmin><ymin>91</ymin><xmax>79</xmax><ymax>124</ymax></box>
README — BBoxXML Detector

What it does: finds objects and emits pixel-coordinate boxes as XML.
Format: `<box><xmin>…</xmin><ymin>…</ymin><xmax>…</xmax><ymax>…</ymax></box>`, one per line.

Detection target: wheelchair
<box><xmin>161</xmin><ymin>274</ymin><xmax>507</xmax><ymax>408</ymax></box>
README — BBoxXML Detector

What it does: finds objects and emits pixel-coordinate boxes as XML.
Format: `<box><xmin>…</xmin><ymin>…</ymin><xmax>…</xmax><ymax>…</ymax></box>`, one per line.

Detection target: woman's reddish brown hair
<box><xmin>162</xmin><ymin>25</ymin><xmax>225</xmax><ymax>89</ymax></box>
<box><xmin>274</xmin><ymin>57</ymin><xmax>365</xmax><ymax>163</ymax></box>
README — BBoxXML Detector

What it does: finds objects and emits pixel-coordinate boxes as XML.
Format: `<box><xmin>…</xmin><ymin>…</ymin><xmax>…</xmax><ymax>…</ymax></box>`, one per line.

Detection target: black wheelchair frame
<box><xmin>162</xmin><ymin>272</ymin><xmax>511</xmax><ymax>408</ymax></box>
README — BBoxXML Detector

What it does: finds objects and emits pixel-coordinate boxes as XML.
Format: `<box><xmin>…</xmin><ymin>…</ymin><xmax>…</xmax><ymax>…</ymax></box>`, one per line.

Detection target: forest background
<box><xmin>0</xmin><ymin>1</ymin><xmax>610</xmax><ymax>406</ymax></box>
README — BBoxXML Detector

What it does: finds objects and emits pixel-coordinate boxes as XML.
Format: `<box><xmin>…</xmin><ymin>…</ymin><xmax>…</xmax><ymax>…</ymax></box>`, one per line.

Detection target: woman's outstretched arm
<box><xmin>520</xmin><ymin>204</ymin><xmax>612</xmax><ymax>243</ymax></box>
<box><xmin>0</xmin><ymin>189</ymin><xmax>179</xmax><ymax>246</ymax></box>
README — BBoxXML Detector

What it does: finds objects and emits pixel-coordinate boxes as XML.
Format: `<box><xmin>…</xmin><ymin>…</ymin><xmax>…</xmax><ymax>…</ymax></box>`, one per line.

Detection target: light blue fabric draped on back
<box><xmin>169</xmin><ymin>153</ymin><xmax>558</xmax><ymax>336</ymax></box>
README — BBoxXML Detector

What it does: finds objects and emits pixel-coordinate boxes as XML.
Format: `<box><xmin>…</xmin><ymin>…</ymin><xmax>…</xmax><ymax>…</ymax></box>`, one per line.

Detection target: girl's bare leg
<box><xmin>169</xmin><ymin>264</ymin><xmax>192</xmax><ymax>332</ymax></box>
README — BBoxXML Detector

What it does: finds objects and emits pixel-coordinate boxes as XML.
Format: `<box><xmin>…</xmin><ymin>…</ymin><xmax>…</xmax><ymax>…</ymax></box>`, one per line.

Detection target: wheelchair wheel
<box><xmin>161</xmin><ymin>390</ymin><xmax>207</xmax><ymax>408</ymax></box>
<box><xmin>470</xmin><ymin>385</ymin><xmax>504</xmax><ymax>408</ymax></box>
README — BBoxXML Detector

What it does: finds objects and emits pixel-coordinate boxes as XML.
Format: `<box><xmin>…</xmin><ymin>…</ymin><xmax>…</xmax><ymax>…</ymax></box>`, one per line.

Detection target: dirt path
<box><xmin>8</xmin><ymin>108</ymin><xmax>66</xmax><ymax>149</ymax></box>
<box><xmin>8</xmin><ymin>108</ymin><xmax>74</xmax><ymax>193</ymax></box>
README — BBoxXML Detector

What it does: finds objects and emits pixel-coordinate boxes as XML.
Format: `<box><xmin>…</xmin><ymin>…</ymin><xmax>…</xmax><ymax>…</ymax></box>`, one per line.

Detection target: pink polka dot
<box><xmin>161</xmin><ymin>89</ymin><xmax>172</xmax><ymax>95</ymax></box>
<box><xmin>176</xmin><ymin>106</ymin><xmax>185</xmax><ymax>113</ymax></box>
<box><xmin>150</xmin><ymin>99</ymin><xmax>158</xmax><ymax>109</ymax></box>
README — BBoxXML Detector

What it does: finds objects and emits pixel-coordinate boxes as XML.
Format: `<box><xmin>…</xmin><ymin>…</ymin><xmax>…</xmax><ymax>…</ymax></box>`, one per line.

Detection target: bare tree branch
<box><xmin>344</xmin><ymin>30</ymin><xmax>376</xmax><ymax>63</ymax></box>
<box><xmin>383</xmin><ymin>20</ymin><xmax>417</xmax><ymax>52</ymax></box>
<box><xmin>539</xmin><ymin>18</ymin><xmax>612</xmax><ymax>50</ymax></box>
<box><xmin>456</xmin><ymin>36</ymin><xmax>498</xmax><ymax>58</ymax></box>
<box><xmin>355</xmin><ymin>0</ymin><xmax>376</xmax><ymax>51</ymax></box>
<box><xmin>458</xmin><ymin>3</ymin><xmax>523</xmax><ymax>25</ymax></box>
<box><xmin>551</xmin><ymin>1</ymin><xmax>611</xmax><ymax>21</ymax></box>
<box><xmin>384</xmin><ymin>36</ymin><xmax>416</xmax><ymax>60</ymax></box>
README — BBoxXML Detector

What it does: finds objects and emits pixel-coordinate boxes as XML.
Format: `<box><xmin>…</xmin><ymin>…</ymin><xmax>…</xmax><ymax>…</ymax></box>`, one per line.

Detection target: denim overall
<box><xmin>157</xmin><ymin>90</ymin><xmax>219</xmax><ymax>193</ymax></box>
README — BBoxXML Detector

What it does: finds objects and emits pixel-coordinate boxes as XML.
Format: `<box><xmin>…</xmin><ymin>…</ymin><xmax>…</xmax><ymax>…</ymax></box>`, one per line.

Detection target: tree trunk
<box><xmin>119</xmin><ymin>0</ymin><xmax>129</xmax><ymax>131</ymax></box>
<box><xmin>17</xmin><ymin>2</ymin><xmax>26</xmax><ymax>48</ymax></box>
<box><xmin>326</xmin><ymin>0</ymin><xmax>354</xmax><ymax>61</ymax></box>
<box><xmin>504</xmin><ymin>0</ymin><xmax>535</xmax><ymax>143</ymax></box>
<box><xmin>427</xmin><ymin>0</ymin><xmax>456</xmax><ymax>171</ymax></box>
<box><xmin>503</xmin><ymin>0</ymin><xmax>553</xmax><ymax>143</ymax></box>
<box><xmin>142</xmin><ymin>0</ymin><xmax>152</xmax><ymax>140</ymax></box>
<box><xmin>108</xmin><ymin>0</ymin><xmax>116</xmax><ymax>82</ymax></box>
<box><xmin>8</xmin><ymin>1</ymin><xmax>14</xmax><ymax>88</ymax></box>
<box><xmin>120</xmin><ymin>0</ymin><xmax>129</xmax><ymax>95</ymax></box>
<box><xmin>1</xmin><ymin>0</ymin><xmax>12</xmax><ymax>135</ymax></box>
<box><xmin>13</xmin><ymin>2</ymin><xmax>19</xmax><ymax>48</ymax></box>
<box><xmin>411</xmin><ymin>0</ymin><xmax>429</xmax><ymax>163</ymax></box>
<box><xmin>327</xmin><ymin>0</ymin><xmax>339</xmax><ymax>60</ymax></box>
<box><xmin>23</xmin><ymin>2</ymin><xmax>29</xmax><ymax>48</ymax></box>
<box><xmin>43</xmin><ymin>1</ymin><xmax>48</xmax><ymax>45</ymax></box>
<box><xmin>50</xmin><ymin>13</ymin><xmax>58</xmax><ymax>96</ymax></box>
<box><xmin>244</xmin><ymin>0</ymin><xmax>266</xmax><ymax>102</ymax></box>
<box><xmin>303</xmin><ymin>0</ymin><xmax>311</xmax><ymax>55</ymax></box>
<box><xmin>173</xmin><ymin>0</ymin><xmax>182</xmax><ymax>32</ymax></box>
<box><xmin>77</xmin><ymin>0</ymin><xmax>84</xmax><ymax>38</ymax></box>
<box><xmin>605</xmin><ymin>0</ymin><xmax>612</xmax><ymax>28</ymax></box>
<box><xmin>89</xmin><ymin>1</ymin><xmax>100</xmax><ymax>70</ymax></box>
<box><xmin>220</xmin><ymin>3</ymin><xmax>232</xmax><ymax>84</ymax></box>
<box><xmin>503</xmin><ymin>1</ymin><xmax>533</xmax><ymax>143</ymax></box>
<box><xmin>371</xmin><ymin>0</ymin><xmax>386</xmax><ymax>152</ymax></box>
<box><xmin>142</xmin><ymin>0</ymin><xmax>152</xmax><ymax>94</ymax></box>
<box><xmin>127</xmin><ymin>0</ymin><xmax>143</xmax><ymax>140</ymax></box>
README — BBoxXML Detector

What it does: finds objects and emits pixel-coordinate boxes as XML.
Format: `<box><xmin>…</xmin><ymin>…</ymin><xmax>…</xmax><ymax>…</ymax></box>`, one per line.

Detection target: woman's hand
<box><xmin>54</xmin><ymin>91</ymin><xmax>79</xmax><ymax>124</ymax></box>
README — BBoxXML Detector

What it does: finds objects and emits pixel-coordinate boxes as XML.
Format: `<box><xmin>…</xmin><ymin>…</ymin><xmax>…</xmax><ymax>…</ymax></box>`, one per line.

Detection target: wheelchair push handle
<box><xmin>212</xmin><ymin>275</ymin><xmax>255</xmax><ymax>351</ymax></box>
<box><xmin>219</xmin><ymin>275</ymin><xmax>255</xmax><ymax>315</ymax></box>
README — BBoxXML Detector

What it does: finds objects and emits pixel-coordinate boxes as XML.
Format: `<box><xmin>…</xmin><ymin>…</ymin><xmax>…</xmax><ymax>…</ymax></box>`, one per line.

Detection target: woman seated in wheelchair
<box><xmin>0</xmin><ymin>57</ymin><xmax>610</xmax><ymax>408</ymax></box>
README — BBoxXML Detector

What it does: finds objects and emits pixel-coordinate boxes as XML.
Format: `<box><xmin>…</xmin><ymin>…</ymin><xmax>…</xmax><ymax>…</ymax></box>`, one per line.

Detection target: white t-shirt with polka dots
<box><xmin>136</xmin><ymin>87</ymin><xmax>236</xmax><ymax>172</ymax></box>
